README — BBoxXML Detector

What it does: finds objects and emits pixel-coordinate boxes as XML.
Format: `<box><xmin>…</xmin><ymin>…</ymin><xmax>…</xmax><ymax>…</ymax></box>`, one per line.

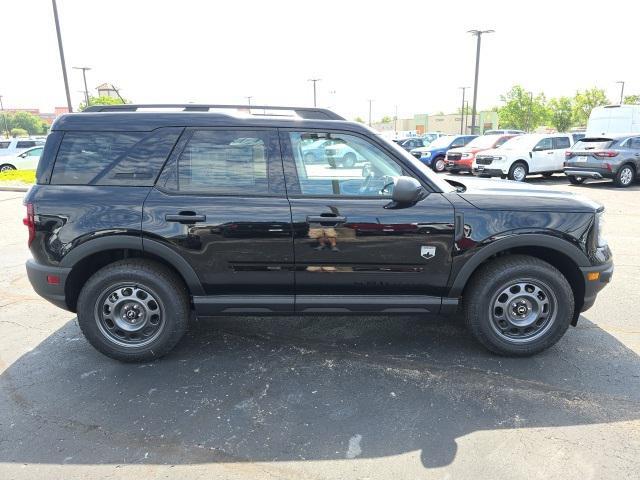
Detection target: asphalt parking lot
<box><xmin>0</xmin><ymin>175</ymin><xmax>639</xmax><ymax>480</ymax></box>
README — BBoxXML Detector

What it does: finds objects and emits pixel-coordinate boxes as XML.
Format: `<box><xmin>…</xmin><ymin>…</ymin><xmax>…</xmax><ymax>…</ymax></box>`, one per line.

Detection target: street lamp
<box><xmin>52</xmin><ymin>0</ymin><xmax>73</xmax><ymax>112</ymax></box>
<box><xmin>616</xmin><ymin>81</ymin><xmax>625</xmax><ymax>105</ymax></box>
<box><xmin>245</xmin><ymin>96</ymin><xmax>253</xmax><ymax>107</ymax></box>
<box><xmin>468</xmin><ymin>29</ymin><xmax>494</xmax><ymax>134</ymax></box>
<box><xmin>73</xmin><ymin>66</ymin><xmax>91</xmax><ymax>108</ymax></box>
<box><xmin>368</xmin><ymin>99</ymin><xmax>373</xmax><ymax>126</ymax></box>
<box><xmin>308</xmin><ymin>78</ymin><xmax>321</xmax><ymax>107</ymax></box>
<box><xmin>459</xmin><ymin>86</ymin><xmax>469</xmax><ymax>134</ymax></box>
<box><xmin>0</xmin><ymin>95</ymin><xmax>9</xmax><ymax>138</ymax></box>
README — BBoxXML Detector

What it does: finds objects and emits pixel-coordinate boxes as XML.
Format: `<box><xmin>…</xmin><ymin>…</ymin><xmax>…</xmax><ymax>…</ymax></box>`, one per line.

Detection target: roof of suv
<box><xmin>53</xmin><ymin>104</ymin><xmax>366</xmax><ymax>133</ymax></box>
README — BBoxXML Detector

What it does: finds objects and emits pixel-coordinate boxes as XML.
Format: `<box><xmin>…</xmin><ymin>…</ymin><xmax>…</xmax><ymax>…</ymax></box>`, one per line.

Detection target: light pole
<box><xmin>308</xmin><ymin>78</ymin><xmax>321</xmax><ymax>107</ymax></box>
<box><xmin>0</xmin><ymin>95</ymin><xmax>9</xmax><ymax>138</ymax></box>
<box><xmin>526</xmin><ymin>91</ymin><xmax>533</xmax><ymax>132</ymax></box>
<box><xmin>459</xmin><ymin>86</ymin><xmax>469</xmax><ymax>134</ymax></box>
<box><xmin>394</xmin><ymin>104</ymin><xmax>398</xmax><ymax>135</ymax></box>
<box><xmin>245</xmin><ymin>96</ymin><xmax>253</xmax><ymax>107</ymax></box>
<box><xmin>52</xmin><ymin>0</ymin><xmax>73</xmax><ymax>112</ymax></box>
<box><xmin>464</xmin><ymin>101</ymin><xmax>469</xmax><ymax>133</ymax></box>
<box><xmin>73</xmin><ymin>66</ymin><xmax>91</xmax><ymax>108</ymax></box>
<box><xmin>368</xmin><ymin>99</ymin><xmax>373</xmax><ymax>126</ymax></box>
<box><xmin>616</xmin><ymin>81</ymin><xmax>625</xmax><ymax>104</ymax></box>
<box><xmin>468</xmin><ymin>29</ymin><xmax>494</xmax><ymax>134</ymax></box>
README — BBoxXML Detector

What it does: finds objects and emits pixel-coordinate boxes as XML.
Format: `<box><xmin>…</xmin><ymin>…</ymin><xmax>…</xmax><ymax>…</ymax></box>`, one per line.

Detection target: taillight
<box><xmin>595</xmin><ymin>150</ymin><xmax>618</xmax><ymax>158</ymax></box>
<box><xmin>565</xmin><ymin>151</ymin><xmax>573</xmax><ymax>158</ymax></box>
<box><xmin>23</xmin><ymin>203</ymin><xmax>35</xmax><ymax>247</ymax></box>
<box><xmin>603</xmin><ymin>163</ymin><xmax>613</xmax><ymax>171</ymax></box>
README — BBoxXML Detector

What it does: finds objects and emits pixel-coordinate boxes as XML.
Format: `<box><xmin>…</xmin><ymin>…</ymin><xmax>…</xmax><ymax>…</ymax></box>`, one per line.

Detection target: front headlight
<box><xmin>596</xmin><ymin>211</ymin><xmax>607</xmax><ymax>247</ymax></box>
<box><xmin>422</xmin><ymin>152</ymin><xmax>432</xmax><ymax>158</ymax></box>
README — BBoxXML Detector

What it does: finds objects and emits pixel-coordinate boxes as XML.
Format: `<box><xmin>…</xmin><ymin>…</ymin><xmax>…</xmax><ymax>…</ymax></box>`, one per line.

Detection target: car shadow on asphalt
<box><xmin>1</xmin><ymin>314</ymin><xmax>639</xmax><ymax>468</ymax></box>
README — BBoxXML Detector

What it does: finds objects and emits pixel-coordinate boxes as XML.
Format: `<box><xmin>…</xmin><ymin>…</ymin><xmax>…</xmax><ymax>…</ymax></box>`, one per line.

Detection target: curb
<box><xmin>0</xmin><ymin>186</ymin><xmax>29</xmax><ymax>192</ymax></box>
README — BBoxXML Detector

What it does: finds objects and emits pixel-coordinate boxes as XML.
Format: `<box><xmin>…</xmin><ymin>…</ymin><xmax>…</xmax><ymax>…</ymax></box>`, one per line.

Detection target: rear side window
<box><xmin>51</xmin><ymin>128</ymin><xmax>182</xmax><ymax>186</ymax></box>
<box><xmin>0</xmin><ymin>142</ymin><xmax>9</xmax><ymax>149</ymax></box>
<box><xmin>553</xmin><ymin>137</ymin><xmax>571</xmax><ymax>149</ymax></box>
<box><xmin>170</xmin><ymin>129</ymin><xmax>275</xmax><ymax>195</ymax></box>
<box><xmin>17</xmin><ymin>141</ymin><xmax>36</xmax><ymax>148</ymax></box>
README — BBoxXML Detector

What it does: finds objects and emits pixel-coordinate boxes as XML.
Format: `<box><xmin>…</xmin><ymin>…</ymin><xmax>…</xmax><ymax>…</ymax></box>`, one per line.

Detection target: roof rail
<box><xmin>82</xmin><ymin>104</ymin><xmax>345</xmax><ymax>120</ymax></box>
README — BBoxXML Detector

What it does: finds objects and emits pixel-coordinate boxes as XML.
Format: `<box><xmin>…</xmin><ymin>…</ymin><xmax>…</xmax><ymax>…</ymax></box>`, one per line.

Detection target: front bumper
<box><xmin>472</xmin><ymin>167</ymin><xmax>504</xmax><ymax>177</ymax></box>
<box><xmin>26</xmin><ymin>259</ymin><xmax>71</xmax><ymax>311</ymax></box>
<box><xmin>445</xmin><ymin>160</ymin><xmax>473</xmax><ymax>172</ymax></box>
<box><xmin>579</xmin><ymin>260</ymin><xmax>613</xmax><ymax>313</ymax></box>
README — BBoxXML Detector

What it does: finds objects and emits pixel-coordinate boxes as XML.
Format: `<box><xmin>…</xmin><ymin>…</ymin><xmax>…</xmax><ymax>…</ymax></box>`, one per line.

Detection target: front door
<box><xmin>143</xmin><ymin>128</ymin><xmax>294</xmax><ymax>312</ymax></box>
<box><xmin>280</xmin><ymin>130</ymin><xmax>455</xmax><ymax>312</ymax></box>
<box><xmin>531</xmin><ymin>137</ymin><xmax>554</xmax><ymax>172</ymax></box>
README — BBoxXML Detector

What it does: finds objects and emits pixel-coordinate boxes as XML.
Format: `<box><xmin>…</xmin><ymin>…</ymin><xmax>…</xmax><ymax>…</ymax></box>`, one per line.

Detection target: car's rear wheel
<box><xmin>463</xmin><ymin>255</ymin><xmax>574</xmax><ymax>356</ymax></box>
<box><xmin>0</xmin><ymin>164</ymin><xmax>16</xmax><ymax>173</ymax></box>
<box><xmin>508</xmin><ymin>161</ymin><xmax>528</xmax><ymax>181</ymax></box>
<box><xmin>304</xmin><ymin>152</ymin><xmax>316</xmax><ymax>164</ymax></box>
<box><xmin>433</xmin><ymin>157</ymin><xmax>446</xmax><ymax>172</ymax></box>
<box><xmin>568</xmin><ymin>175</ymin><xmax>586</xmax><ymax>185</ymax></box>
<box><xmin>614</xmin><ymin>165</ymin><xmax>635</xmax><ymax>188</ymax></box>
<box><xmin>342</xmin><ymin>152</ymin><xmax>356</xmax><ymax>168</ymax></box>
<box><xmin>77</xmin><ymin>259</ymin><xmax>189</xmax><ymax>362</ymax></box>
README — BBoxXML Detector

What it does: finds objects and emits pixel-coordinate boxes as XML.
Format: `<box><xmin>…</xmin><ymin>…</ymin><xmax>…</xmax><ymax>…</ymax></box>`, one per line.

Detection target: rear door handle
<box><xmin>165</xmin><ymin>213</ymin><xmax>206</xmax><ymax>223</ymax></box>
<box><xmin>306</xmin><ymin>215</ymin><xmax>347</xmax><ymax>224</ymax></box>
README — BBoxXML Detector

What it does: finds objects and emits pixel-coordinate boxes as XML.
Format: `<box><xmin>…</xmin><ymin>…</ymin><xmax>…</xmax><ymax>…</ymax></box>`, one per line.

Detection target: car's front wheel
<box><xmin>432</xmin><ymin>156</ymin><xmax>446</xmax><ymax>172</ymax></box>
<box><xmin>0</xmin><ymin>164</ymin><xmax>16</xmax><ymax>173</ymax></box>
<box><xmin>508</xmin><ymin>161</ymin><xmax>528</xmax><ymax>181</ymax></box>
<box><xmin>463</xmin><ymin>255</ymin><xmax>574</xmax><ymax>356</ymax></box>
<box><xmin>77</xmin><ymin>259</ymin><xmax>189</xmax><ymax>362</ymax></box>
<box><xmin>342</xmin><ymin>152</ymin><xmax>356</xmax><ymax>168</ymax></box>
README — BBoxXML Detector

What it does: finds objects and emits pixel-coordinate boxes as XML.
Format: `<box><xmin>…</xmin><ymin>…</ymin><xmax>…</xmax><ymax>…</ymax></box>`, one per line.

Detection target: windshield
<box><xmin>466</xmin><ymin>135</ymin><xmax>502</xmax><ymax>149</ymax></box>
<box><xmin>427</xmin><ymin>136</ymin><xmax>454</xmax><ymax>149</ymax></box>
<box><xmin>421</xmin><ymin>133</ymin><xmax>438</xmax><ymax>144</ymax></box>
<box><xmin>384</xmin><ymin>138</ymin><xmax>456</xmax><ymax>193</ymax></box>
<box><xmin>499</xmin><ymin>135</ymin><xmax>538</xmax><ymax>150</ymax></box>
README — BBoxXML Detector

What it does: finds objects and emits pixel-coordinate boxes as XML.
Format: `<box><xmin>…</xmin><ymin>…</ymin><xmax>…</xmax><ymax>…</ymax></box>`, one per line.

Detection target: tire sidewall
<box><xmin>616</xmin><ymin>165</ymin><xmax>634</xmax><ymax>187</ymax></box>
<box><xmin>433</xmin><ymin>157</ymin><xmax>445</xmax><ymax>172</ymax></box>
<box><xmin>509</xmin><ymin>162</ymin><xmax>528</xmax><ymax>182</ymax></box>
<box><xmin>77</xmin><ymin>263</ymin><xmax>188</xmax><ymax>361</ymax></box>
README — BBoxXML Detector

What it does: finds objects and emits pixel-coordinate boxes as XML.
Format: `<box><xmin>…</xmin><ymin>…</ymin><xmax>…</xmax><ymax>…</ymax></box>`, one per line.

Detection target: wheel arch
<box><xmin>61</xmin><ymin>235</ymin><xmax>204</xmax><ymax>312</ymax></box>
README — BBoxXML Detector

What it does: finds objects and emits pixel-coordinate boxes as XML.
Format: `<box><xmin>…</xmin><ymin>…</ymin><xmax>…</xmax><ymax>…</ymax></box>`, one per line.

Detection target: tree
<box><xmin>79</xmin><ymin>95</ymin><xmax>128</xmax><ymax>111</ymax></box>
<box><xmin>10</xmin><ymin>128</ymin><xmax>28</xmax><ymax>137</ymax></box>
<box><xmin>380</xmin><ymin>116</ymin><xmax>392</xmax><ymax>123</ymax></box>
<box><xmin>5</xmin><ymin>111</ymin><xmax>48</xmax><ymax>135</ymax></box>
<box><xmin>353</xmin><ymin>116</ymin><xmax>365</xmax><ymax>123</ymax></box>
<box><xmin>497</xmin><ymin>85</ymin><xmax>549</xmax><ymax>131</ymax></box>
<box><xmin>623</xmin><ymin>94</ymin><xmax>640</xmax><ymax>105</ymax></box>
<box><xmin>547</xmin><ymin>96</ymin><xmax>574</xmax><ymax>132</ymax></box>
<box><xmin>572</xmin><ymin>88</ymin><xmax>609</xmax><ymax>126</ymax></box>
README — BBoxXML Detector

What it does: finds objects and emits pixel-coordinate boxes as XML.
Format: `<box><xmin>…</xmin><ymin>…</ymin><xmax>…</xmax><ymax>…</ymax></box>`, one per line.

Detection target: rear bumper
<box><xmin>26</xmin><ymin>259</ymin><xmax>71</xmax><ymax>311</ymax></box>
<box><xmin>564</xmin><ymin>167</ymin><xmax>613</xmax><ymax>180</ymax></box>
<box><xmin>579</xmin><ymin>260</ymin><xmax>613</xmax><ymax>312</ymax></box>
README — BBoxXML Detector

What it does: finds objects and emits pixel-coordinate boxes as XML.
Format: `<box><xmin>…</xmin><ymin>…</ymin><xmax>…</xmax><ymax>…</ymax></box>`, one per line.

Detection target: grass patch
<box><xmin>0</xmin><ymin>169</ymin><xmax>36</xmax><ymax>184</ymax></box>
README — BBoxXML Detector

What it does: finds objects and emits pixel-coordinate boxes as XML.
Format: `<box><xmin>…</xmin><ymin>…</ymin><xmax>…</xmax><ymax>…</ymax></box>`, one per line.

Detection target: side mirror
<box><xmin>533</xmin><ymin>146</ymin><xmax>544</xmax><ymax>152</ymax></box>
<box><xmin>387</xmin><ymin>176</ymin><xmax>425</xmax><ymax>209</ymax></box>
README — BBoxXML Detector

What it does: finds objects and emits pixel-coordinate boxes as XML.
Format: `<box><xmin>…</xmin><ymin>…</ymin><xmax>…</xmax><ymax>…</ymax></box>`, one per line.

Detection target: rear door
<box><xmin>280</xmin><ymin>129</ymin><xmax>454</xmax><ymax>312</ymax></box>
<box><xmin>143</xmin><ymin>128</ymin><xmax>294</xmax><ymax>312</ymax></box>
<box><xmin>552</xmin><ymin>136</ymin><xmax>572</xmax><ymax>170</ymax></box>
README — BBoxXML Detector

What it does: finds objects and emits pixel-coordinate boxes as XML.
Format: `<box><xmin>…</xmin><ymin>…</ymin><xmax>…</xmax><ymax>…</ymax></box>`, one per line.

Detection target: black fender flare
<box><xmin>60</xmin><ymin>234</ymin><xmax>204</xmax><ymax>295</ymax></box>
<box><xmin>448</xmin><ymin>233</ymin><xmax>590</xmax><ymax>297</ymax></box>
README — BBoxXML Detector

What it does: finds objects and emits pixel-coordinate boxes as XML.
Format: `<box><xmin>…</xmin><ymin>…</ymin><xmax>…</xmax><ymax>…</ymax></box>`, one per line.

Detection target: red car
<box><xmin>445</xmin><ymin>134</ymin><xmax>518</xmax><ymax>174</ymax></box>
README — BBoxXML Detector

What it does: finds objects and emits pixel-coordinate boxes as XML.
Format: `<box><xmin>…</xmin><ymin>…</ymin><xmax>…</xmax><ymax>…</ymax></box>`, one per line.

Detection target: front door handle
<box><xmin>306</xmin><ymin>215</ymin><xmax>347</xmax><ymax>224</ymax></box>
<box><xmin>165</xmin><ymin>213</ymin><xmax>206</xmax><ymax>223</ymax></box>
<box><xmin>547</xmin><ymin>151</ymin><xmax>554</xmax><ymax>155</ymax></box>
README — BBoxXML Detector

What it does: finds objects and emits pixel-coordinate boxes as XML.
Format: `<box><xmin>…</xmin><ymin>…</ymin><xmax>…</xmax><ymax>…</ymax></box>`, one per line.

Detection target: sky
<box><xmin>2</xmin><ymin>0</ymin><xmax>638</xmax><ymax>121</ymax></box>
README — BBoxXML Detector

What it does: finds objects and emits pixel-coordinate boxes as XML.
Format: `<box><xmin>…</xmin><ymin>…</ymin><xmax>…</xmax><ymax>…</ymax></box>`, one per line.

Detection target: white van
<box><xmin>586</xmin><ymin>105</ymin><xmax>640</xmax><ymax>137</ymax></box>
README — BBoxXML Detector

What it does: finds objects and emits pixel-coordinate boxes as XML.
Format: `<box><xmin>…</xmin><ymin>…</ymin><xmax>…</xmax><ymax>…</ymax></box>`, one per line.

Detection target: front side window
<box><xmin>629</xmin><ymin>137</ymin><xmax>640</xmax><ymax>150</ymax></box>
<box><xmin>288</xmin><ymin>131</ymin><xmax>403</xmax><ymax>197</ymax></box>
<box><xmin>174</xmin><ymin>129</ymin><xmax>274</xmax><ymax>195</ymax></box>
<box><xmin>534</xmin><ymin>138</ymin><xmax>553</xmax><ymax>151</ymax></box>
<box><xmin>26</xmin><ymin>147</ymin><xmax>43</xmax><ymax>157</ymax></box>
<box><xmin>0</xmin><ymin>142</ymin><xmax>9</xmax><ymax>149</ymax></box>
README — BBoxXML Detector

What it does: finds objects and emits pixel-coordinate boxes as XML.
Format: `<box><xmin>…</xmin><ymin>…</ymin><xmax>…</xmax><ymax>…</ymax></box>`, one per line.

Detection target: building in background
<box><xmin>96</xmin><ymin>83</ymin><xmax>120</xmax><ymax>99</ymax></box>
<box><xmin>373</xmin><ymin>111</ymin><xmax>498</xmax><ymax>137</ymax></box>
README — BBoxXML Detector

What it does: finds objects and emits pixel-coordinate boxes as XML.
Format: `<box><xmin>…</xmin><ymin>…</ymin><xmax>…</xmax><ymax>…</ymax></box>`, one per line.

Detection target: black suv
<box><xmin>25</xmin><ymin>104</ymin><xmax>613</xmax><ymax>362</ymax></box>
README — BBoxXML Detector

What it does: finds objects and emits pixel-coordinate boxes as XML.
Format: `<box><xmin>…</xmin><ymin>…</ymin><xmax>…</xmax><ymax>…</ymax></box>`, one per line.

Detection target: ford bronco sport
<box><xmin>24</xmin><ymin>104</ymin><xmax>613</xmax><ymax>362</ymax></box>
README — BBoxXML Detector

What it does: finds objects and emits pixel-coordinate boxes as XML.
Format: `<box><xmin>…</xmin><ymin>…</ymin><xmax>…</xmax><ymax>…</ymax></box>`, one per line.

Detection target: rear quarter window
<box><xmin>50</xmin><ymin>128</ymin><xmax>182</xmax><ymax>186</ymax></box>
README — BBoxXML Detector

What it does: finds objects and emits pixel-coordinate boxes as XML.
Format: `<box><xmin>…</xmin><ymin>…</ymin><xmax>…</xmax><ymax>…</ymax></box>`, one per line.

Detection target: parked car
<box><xmin>411</xmin><ymin>135</ymin><xmax>477</xmax><ymax>172</ymax></box>
<box><xmin>445</xmin><ymin>134</ymin><xmax>517</xmax><ymax>174</ymax></box>
<box><xmin>586</xmin><ymin>105</ymin><xmax>640</xmax><ymax>137</ymax></box>
<box><xmin>473</xmin><ymin>133</ymin><xmax>581</xmax><ymax>181</ymax></box>
<box><xmin>484</xmin><ymin>129</ymin><xmax>525</xmax><ymax>135</ymax></box>
<box><xmin>564</xmin><ymin>134</ymin><xmax>640</xmax><ymax>187</ymax></box>
<box><xmin>0</xmin><ymin>145</ymin><xmax>44</xmax><ymax>172</ymax></box>
<box><xmin>394</xmin><ymin>137</ymin><xmax>425</xmax><ymax>151</ymax></box>
<box><xmin>0</xmin><ymin>137</ymin><xmax>45</xmax><ymax>157</ymax></box>
<box><xmin>325</xmin><ymin>142</ymin><xmax>363</xmax><ymax>168</ymax></box>
<box><xmin>24</xmin><ymin>104</ymin><xmax>612</xmax><ymax>361</ymax></box>
<box><xmin>300</xmin><ymin>138</ymin><xmax>340</xmax><ymax>163</ymax></box>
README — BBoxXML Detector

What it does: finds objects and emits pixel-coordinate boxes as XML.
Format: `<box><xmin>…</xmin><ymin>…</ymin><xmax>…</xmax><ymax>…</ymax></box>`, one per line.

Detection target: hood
<box><xmin>449</xmin><ymin>177</ymin><xmax>602</xmax><ymax>212</ymax></box>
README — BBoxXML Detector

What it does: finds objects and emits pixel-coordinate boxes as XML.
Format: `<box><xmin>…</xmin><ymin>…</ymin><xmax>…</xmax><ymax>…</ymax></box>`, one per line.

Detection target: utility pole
<box><xmin>73</xmin><ymin>67</ymin><xmax>91</xmax><ymax>108</ymax></box>
<box><xmin>616</xmin><ymin>81</ymin><xmax>625</xmax><ymax>104</ymax></box>
<box><xmin>245</xmin><ymin>96</ymin><xmax>253</xmax><ymax>107</ymax></box>
<box><xmin>464</xmin><ymin>101</ymin><xmax>469</xmax><ymax>133</ymax></box>
<box><xmin>52</xmin><ymin>0</ymin><xmax>73</xmax><ymax>112</ymax></box>
<box><xmin>459</xmin><ymin>86</ymin><xmax>469</xmax><ymax>134</ymax></box>
<box><xmin>368</xmin><ymin>99</ymin><xmax>373</xmax><ymax>126</ymax></box>
<box><xmin>394</xmin><ymin>104</ymin><xmax>398</xmax><ymax>135</ymax></box>
<box><xmin>308</xmin><ymin>78</ymin><xmax>321</xmax><ymax>107</ymax></box>
<box><xmin>526</xmin><ymin>91</ymin><xmax>533</xmax><ymax>132</ymax></box>
<box><xmin>0</xmin><ymin>95</ymin><xmax>9</xmax><ymax>138</ymax></box>
<box><xmin>468</xmin><ymin>29</ymin><xmax>494</xmax><ymax>134</ymax></box>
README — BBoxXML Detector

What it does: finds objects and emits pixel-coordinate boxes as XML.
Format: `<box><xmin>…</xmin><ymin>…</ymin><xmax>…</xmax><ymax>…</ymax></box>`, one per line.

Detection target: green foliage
<box><xmin>547</xmin><ymin>97</ymin><xmax>573</xmax><ymax>132</ymax></box>
<box><xmin>79</xmin><ymin>95</ymin><xmax>128</xmax><ymax>111</ymax></box>
<box><xmin>1</xmin><ymin>111</ymin><xmax>48</xmax><ymax>136</ymax></box>
<box><xmin>497</xmin><ymin>85</ymin><xmax>549</xmax><ymax>131</ymax></box>
<box><xmin>10</xmin><ymin>128</ymin><xmax>28</xmax><ymax>137</ymax></box>
<box><xmin>380</xmin><ymin>116</ymin><xmax>392</xmax><ymax>123</ymax></box>
<box><xmin>623</xmin><ymin>94</ymin><xmax>640</xmax><ymax>105</ymax></box>
<box><xmin>353</xmin><ymin>116</ymin><xmax>365</xmax><ymax>123</ymax></box>
<box><xmin>0</xmin><ymin>169</ymin><xmax>36</xmax><ymax>184</ymax></box>
<box><xmin>572</xmin><ymin>88</ymin><xmax>609</xmax><ymax>126</ymax></box>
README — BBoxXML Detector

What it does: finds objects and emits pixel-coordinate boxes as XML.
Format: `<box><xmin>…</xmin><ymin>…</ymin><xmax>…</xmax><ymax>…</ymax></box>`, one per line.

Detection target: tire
<box><xmin>508</xmin><ymin>161</ymin><xmax>528</xmax><ymax>182</ymax></box>
<box><xmin>568</xmin><ymin>175</ymin><xmax>585</xmax><ymax>185</ymax></box>
<box><xmin>614</xmin><ymin>164</ymin><xmax>635</xmax><ymax>188</ymax></box>
<box><xmin>342</xmin><ymin>152</ymin><xmax>356</xmax><ymax>168</ymax></box>
<box><xmin>432</xmin><ymin>156</ymin><xmax>446</xmax><ymax>172</ymax></box>
<box><xmin>542</xmin><ymin>172</ymin><xmax>554</xmax><ymax>178</ymax></box>
<box><xmin>304</xmin><ymin>152</ymin><xmax>316</xmax><ymax>164</ymax></box>
<box><xmin>0</xmin><ymin>164</ymin><xmax>16</xmax><ymax>173</ymax></box>
<box><xmin>463</xmin><ymin>255</ymin><xmax>574</xmax><ymax>356</ymax></box>
<box><xmin>77</xmin><ymin>259</ymin><xmax>190</xmax><ymax>362</ymax></box>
